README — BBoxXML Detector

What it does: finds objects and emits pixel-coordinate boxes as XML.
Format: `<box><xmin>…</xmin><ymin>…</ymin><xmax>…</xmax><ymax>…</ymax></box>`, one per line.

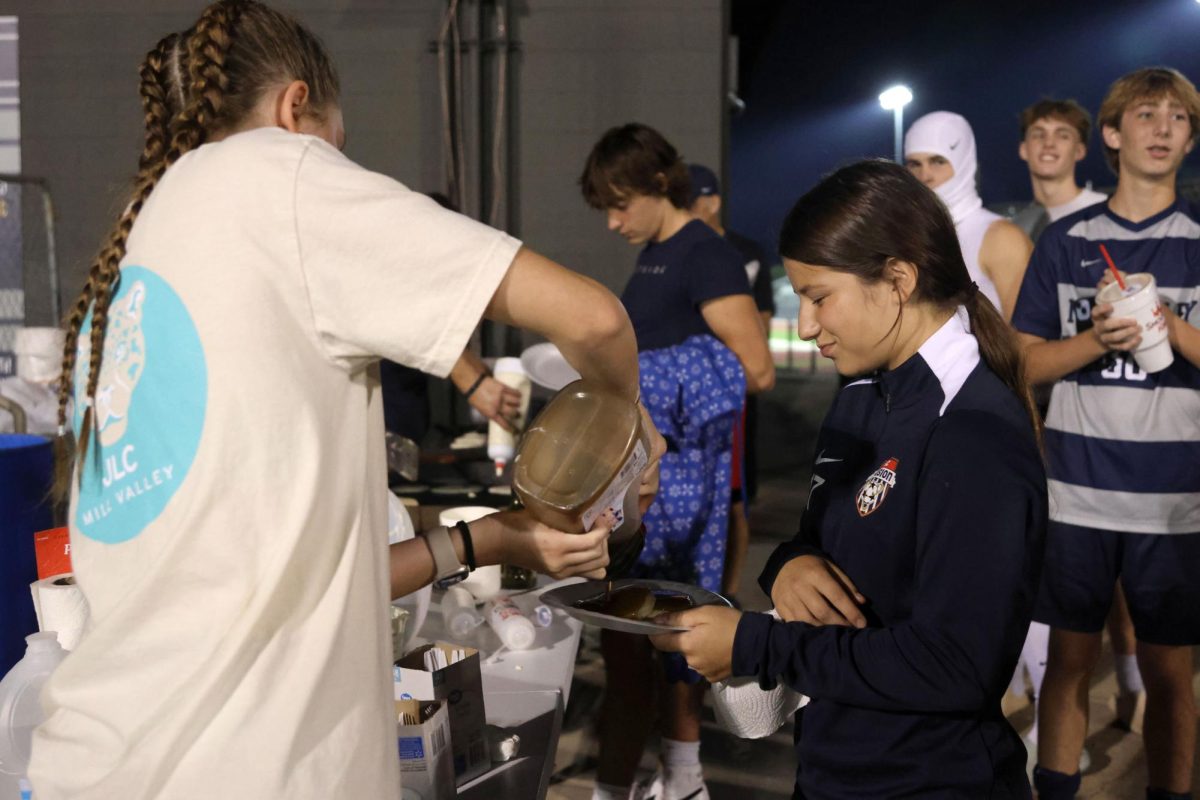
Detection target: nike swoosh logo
<box><xmin>949</xmin><ymin>140</ymin><xmax>960</xmax><ymax>150</ymax></box>
<box><xmin>815</xmin><ymin>449</ymin><xmax>842</xmax><ymax>466</ymax></box>
<box><xmin>1081</xmin><ymin>258</ymin><xmax>1102</xmax><ymax>268</ymax></box>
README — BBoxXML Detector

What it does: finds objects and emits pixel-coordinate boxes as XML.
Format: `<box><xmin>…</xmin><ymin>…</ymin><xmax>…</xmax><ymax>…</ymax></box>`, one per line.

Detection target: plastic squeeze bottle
<box><xmin>486</xmin><ymin>596</ymin><xmax>536</xmax><ymax>650</ymax></box>
<box><xmin>0</xmin><ymin>632</ymin><xmax>68</xmax><ymax>786</ymax></box>
<box><xmin>487</xmin><ymin>357</ymin><xmax>532</xmax><ymax>476</ymax></box>
<box><xmin>442</xmin><ymin>586</ymin><xmax>484</xmax><ymax>638</ymax></box>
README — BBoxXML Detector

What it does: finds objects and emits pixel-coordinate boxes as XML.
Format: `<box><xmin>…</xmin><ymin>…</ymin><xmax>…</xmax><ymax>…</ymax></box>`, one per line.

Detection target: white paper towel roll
<box><xmin>710</xmin><ymin>609</ymin><xmax>807</xmax><ymax>739</ymax></box>
<box><xmin>29</xmin><ymin>574</ymin><xmax>90</xmax><ymax>652</ymax></box>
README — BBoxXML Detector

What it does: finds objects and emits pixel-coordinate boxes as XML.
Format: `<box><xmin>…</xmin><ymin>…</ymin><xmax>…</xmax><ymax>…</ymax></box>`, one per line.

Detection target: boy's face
<box><xmin>605</xmin><ymin>192</ymin><xmax>669</xmax><ymax>245</ymax></box>
<box><xmin>1019</xmin><ymin>117</ymin><xmax>1085</xmax><ymax>182</ymax></box>
<box><xmin>904</xmin><ymin>152</ymin><xmax>954</xmax><ymax>190</ymax></box>
<box><xmin>1104</xmin><ymin>94</ymin><xmax>1195</xmax><ymax>180</ymax></box>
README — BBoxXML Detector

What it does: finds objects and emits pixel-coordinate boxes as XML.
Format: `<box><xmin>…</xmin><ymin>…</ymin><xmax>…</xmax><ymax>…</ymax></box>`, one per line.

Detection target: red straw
<box><xmin>1098</xmin><ymin>244</ymin><xmax>1126</xmax><ymax>291</ymax></box>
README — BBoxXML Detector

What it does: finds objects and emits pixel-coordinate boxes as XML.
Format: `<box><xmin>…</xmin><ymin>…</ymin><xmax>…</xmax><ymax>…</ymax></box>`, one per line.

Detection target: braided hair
<box><xmin>54</xmin><ymin>0</ymin><xmax>340</xmax><ymax>498</ymax></box>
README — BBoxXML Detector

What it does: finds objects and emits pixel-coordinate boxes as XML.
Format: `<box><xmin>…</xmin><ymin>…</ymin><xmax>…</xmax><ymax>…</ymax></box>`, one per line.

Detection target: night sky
<box><xmin>728</xmin><ymin>0</ymin><xmax>1200</xmax><ymax>260</ymax></box>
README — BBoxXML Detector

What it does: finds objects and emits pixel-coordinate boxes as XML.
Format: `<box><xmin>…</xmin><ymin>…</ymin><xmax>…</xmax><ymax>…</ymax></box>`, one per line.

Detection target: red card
<box><xmin>34</xmin><ymin>527</ymin><xmax>72</xmax><ymax>580</ymax></box>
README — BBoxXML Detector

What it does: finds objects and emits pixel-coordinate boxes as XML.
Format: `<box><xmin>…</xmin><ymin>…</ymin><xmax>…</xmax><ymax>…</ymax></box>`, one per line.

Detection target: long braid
<box><xmin>53</xmin><ymin>2</ymin><xmax>245</xmax><ymax>497</ymax></box>
<box><xmin>138</xmin><ymin>32</ymin><xmax>181</xmax><ymax>172</ymax></box>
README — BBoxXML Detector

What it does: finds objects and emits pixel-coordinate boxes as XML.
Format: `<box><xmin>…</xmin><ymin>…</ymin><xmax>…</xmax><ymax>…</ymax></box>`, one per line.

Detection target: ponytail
<box><xmin>960</xmin><ymin>287</ymin><xmax>1042</xmax><ymax>444</ymax></box>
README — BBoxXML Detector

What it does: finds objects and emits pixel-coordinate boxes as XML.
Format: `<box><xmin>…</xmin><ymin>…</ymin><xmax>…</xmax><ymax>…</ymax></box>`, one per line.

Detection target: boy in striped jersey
<box><xmin>1013</xmin><ymin>67</ymin><xmax>1200</xmax><ymax>800</ymax></box>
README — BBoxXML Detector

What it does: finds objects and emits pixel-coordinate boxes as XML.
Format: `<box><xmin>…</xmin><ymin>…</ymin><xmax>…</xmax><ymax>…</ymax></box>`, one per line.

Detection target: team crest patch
<box><xmin>856</xmin><ymin>457</ymin><xmax>899</xmax><ymax>517</ymax></box>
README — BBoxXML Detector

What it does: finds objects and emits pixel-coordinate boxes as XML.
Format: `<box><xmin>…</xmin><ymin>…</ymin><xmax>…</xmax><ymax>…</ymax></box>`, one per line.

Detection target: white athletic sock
<box><xmin>1114</xmin><ymin>653</ymin><xmax>1145</xmax><ymax>695</ymax></box>
<box><xmin>661</xmin><ymin>737</ymin><xmax>701</xmax><ymax>768</ymax></box>
<box><xmin>662</xmin><ymin>738</ymin><xmax>704</xmax><ymax>798</ymax></box>
<box><xmin>1023</xmin><ymin>622</ymin><xmax>1050</xmax><ymax>700</ymax></box>
<box><xmin>593</xmin><ymin>781</ymin><xmax>631</xmax><ymax>800</ymax></box>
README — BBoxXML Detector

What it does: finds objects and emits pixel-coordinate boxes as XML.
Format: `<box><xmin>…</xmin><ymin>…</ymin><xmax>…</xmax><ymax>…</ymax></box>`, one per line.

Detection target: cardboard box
<box><xmin>395</xmin><ymin>642</ymin><xmax>490</xmax><ymax>785</ymax></box>
<box><xmin>33</xmin><ymin>527</ymin><xmax>71</xmax><ymax>580</ymax></box>
<box><xmin>396</xmin><ymin>699</ymin><xmax>455</xmax><ymax>800</ymax></box>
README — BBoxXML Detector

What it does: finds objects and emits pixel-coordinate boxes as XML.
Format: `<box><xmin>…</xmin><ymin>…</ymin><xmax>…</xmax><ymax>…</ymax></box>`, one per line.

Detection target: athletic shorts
<box><xmin>1033</xmin><ymin>521</ymin><xmax>1200</xmax><ymax>646</ymax></box>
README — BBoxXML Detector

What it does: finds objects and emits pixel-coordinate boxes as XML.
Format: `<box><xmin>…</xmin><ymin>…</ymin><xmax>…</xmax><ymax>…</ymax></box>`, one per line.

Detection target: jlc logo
<box><xmin>74</xmin><ymin>266</ymin><xmax>207</xmax><ymax>544</ymax></box>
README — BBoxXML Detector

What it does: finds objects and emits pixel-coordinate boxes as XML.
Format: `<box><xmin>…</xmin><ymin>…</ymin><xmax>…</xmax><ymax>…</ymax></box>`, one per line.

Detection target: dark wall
<box><xmin>0</xmin><ymin>0</ymin><xmax>725</xmax><ymax>321</ymax></box>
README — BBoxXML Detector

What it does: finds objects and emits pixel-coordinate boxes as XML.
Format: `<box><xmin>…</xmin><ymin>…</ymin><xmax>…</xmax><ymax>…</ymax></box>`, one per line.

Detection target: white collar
<box><xmin>916</xmin><ymin>307</ymin><xmax>980</xmax><ymax>415</ymax></box>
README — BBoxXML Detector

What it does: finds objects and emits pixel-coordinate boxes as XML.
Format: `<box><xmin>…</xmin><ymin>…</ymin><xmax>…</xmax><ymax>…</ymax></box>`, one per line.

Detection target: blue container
<box><xmin>0</xmin><ymin>434</ymin><xmax>53</xmax><ymax>677</ymax></box>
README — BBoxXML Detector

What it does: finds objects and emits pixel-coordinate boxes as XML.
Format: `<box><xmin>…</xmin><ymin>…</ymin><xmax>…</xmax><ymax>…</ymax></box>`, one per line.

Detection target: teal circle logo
<box><xmin>73</xmin><ymin>266</ymin><xmax>206</xmax><ymax>543</ymax></box>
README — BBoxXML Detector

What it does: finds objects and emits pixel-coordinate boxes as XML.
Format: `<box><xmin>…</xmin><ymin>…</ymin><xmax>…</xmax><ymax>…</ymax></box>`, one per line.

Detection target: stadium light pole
<box><xmin>879</xmin><ymin>85</ymin><xmax>913</xmax><ymax>163</ymax></box>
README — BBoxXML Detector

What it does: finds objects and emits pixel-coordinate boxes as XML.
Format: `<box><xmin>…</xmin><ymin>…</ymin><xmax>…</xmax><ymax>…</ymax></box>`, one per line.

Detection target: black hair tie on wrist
<box><xmin>463</xmin><ymin>370</ymin><xmax>490</xmax><ymax>400</ymax></box>
<box><xmin>455</xmin><ymin>520</ymin><xmax>477</xmax><ymax>571</ymax></box>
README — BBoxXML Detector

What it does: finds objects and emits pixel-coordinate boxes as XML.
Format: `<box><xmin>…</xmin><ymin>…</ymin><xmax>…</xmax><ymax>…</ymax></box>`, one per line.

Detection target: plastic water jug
<box><xmin>512</xmin><ymin>380</ymin><xmax>651</xmax><ymax>576</ymax></box>
<box><xmin>0</xmin><ymin>632</ymin><xmax>67</xmax><ymax>784</ymax></box>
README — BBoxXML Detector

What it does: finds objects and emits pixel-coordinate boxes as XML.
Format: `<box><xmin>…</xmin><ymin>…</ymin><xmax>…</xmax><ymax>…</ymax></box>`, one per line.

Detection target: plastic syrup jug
<box><xmin>0</xmin><ymin>632</ymin><xmax>68</xmax><ymax>781</ymax></box>
<box><xmin>511</xmin><ymin>380</ymin><xmax>651</xmax><ymax>576</ymax></box>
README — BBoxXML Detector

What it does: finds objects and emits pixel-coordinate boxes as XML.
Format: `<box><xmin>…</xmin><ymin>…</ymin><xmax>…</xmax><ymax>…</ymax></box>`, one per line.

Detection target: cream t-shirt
<box><xmin>29</xmin><ymin>127</ymin><xmax>520</xmax><ymax>799</ymax></box>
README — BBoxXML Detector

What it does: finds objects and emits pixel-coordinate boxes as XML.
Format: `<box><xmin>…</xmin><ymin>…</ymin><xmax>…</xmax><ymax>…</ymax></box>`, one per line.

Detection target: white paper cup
<box><xmin>1096</xmin><ymin>272</ymin><xmax>1173</xmax><ymax>373</ymax></box>
<box><xmin>438</xmin><ymin>506</ymin><xmax>502</xmax><ymax>601</ymax></box>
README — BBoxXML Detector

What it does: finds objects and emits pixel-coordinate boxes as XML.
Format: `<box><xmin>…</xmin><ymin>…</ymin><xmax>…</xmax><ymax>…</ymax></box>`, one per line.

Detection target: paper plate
<box><xmin>539</xmin><ymin>579</ymin><xmax>730</xmax><ymax>635</ymax></box>
<box><xmin>520</xmin><ymin>343</ymin><xmax>581</xmax><ymax>391</ymax></box>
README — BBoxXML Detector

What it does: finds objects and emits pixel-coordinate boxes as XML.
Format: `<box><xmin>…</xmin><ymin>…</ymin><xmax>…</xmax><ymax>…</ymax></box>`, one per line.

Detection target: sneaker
<box><xmin>632</xmin><ymin>768</ymin><xmax>710</xmax><ymax>800</ymax></box>
<box><xmin>663</xmin><ymin>767</ymin><xmax>710</xmax><ymax>800</ymax></box>
<box><xmin>630</xmin><ymin>771</ymin><xmax>663</xmax><ymax>800</ymax></box>
<box><xmin>1113</xmin><ymin>691</ymin><xmax>1146</xmax><ymax>735</ymax></box>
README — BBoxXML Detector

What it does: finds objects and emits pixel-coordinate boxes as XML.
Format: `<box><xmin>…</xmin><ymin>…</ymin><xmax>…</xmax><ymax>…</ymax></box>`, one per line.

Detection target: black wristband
<box><xmin>463</xmin><ymin>370</ymin><xmax>490</xmax><ymax>400</ymax></box>
<box><xmin>455</xmin><ymin>520</ymin><xmax>477</xmax><ymax>571</ymax></box>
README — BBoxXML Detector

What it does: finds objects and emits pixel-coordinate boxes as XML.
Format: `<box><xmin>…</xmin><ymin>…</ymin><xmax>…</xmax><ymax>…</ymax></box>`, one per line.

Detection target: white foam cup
<box><xmin>1096</xmin><ymin>272</ymin><xmax>1173</xmax><ymax>373</ymax></box>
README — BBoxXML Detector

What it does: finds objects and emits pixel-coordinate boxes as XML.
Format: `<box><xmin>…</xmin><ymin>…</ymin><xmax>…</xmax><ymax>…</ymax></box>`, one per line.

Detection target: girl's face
<box><xmin>785</xmin><ymin>258</ymin><xmax>902</xmax><ymax>376</ymax></box>
<box><xmin>605</xmin><ymin>192</ymin><xmax>672</xmax><ymax>245</ymax></box>
<box><xmin>904</xmin><ymin>152</ymin><xmax>954</xmax><ymax>190</ymax></box>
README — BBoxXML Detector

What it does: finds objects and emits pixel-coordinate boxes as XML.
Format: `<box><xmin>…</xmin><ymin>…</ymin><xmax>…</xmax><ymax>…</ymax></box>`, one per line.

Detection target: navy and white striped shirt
<box><xmin>1013</xmin><ymin>199</ymin><xmax>1200</xmax><ymax>534</ymax></box>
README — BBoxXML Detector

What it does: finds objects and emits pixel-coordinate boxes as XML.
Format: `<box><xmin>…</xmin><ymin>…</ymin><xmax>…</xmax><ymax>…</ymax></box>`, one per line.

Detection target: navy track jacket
<box><xmin>732</xmin><ymin>311</ymin><xmax>1047</xmax><ymax>799</ymax></box>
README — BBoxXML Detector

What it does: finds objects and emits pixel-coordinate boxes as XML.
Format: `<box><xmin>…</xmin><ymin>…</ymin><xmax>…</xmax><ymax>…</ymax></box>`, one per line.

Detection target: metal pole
<box><xmin>893</xmin><ymin>107</ymin><xmax>903</xmax><ymax>164</ymax></box>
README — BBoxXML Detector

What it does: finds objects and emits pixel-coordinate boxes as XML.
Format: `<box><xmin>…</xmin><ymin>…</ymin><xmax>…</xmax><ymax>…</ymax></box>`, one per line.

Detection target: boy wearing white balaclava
<box><xmin>904</xmin><ymin>111</ymin><xmax>1032</xmax><ymax>320</ymax></box>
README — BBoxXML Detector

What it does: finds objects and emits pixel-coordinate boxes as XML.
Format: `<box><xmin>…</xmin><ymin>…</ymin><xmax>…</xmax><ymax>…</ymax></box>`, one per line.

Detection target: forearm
<box><xmin>389</xmin><ymin>516</ymin><xmax>511</xmax><ymax>599</ymax></box>
<box><xmin>486</xmin><ymin>247</ymin><xmax>639</xmax><ymax>403</ymax></box>
<box><xmin>553</xmin><ymin>290</ymin><xmax>640</xmax><ymax>402</ymax></box>
<box><xmin>732</xmin><ymin>614</ymin><xmax>992</xmax><ymax>712</ymax></box>
<box><xmin>448</xmin><ymin>350</ymin><xmax>487</xmax><ymax>394</ymax></box>
<box><xmin>1023</xmin><ymin>330</ymin><xmax>1106</xmax><ymax>385</ymax></box>
<box><xmin>1169</xmin><ymin>314</ymin><xmax>1200</xmax><ymax>369</ymax></box>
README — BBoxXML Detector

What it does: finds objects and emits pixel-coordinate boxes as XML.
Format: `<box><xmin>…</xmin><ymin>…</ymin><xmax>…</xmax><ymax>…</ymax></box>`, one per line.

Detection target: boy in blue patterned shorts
<box><xmin>1013</xmin><ymin>67</ymin><xmax>1200</xmax><ymax>800</ymax></box>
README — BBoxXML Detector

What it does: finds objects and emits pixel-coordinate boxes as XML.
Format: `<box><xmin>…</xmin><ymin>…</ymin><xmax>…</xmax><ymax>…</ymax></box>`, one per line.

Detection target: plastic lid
<box><xmin>24</xmin><ymin>632</ymin><xmax>61</xmax><ymax>654</ymax></box>
<box><xmin>0</xmin><ymin>434</ymin><xmax>50</xmax><ymax>452</ymax></box>
<box><xmin>493</xmin><ymin>357</ymin><xmax>525</xmax><ymax>375</ymax></box>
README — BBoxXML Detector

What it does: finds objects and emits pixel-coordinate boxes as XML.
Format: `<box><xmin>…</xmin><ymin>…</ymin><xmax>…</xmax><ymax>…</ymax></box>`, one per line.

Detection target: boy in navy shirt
<box><xmin>580</xmin><ymin>124</ymin><xmax>774</xmax><ymax>800</ymax></box>
<box><xmin>1013</xmin><ymin>67</ymin><xmax>1200</xmax><ymax>800</ymax></box>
